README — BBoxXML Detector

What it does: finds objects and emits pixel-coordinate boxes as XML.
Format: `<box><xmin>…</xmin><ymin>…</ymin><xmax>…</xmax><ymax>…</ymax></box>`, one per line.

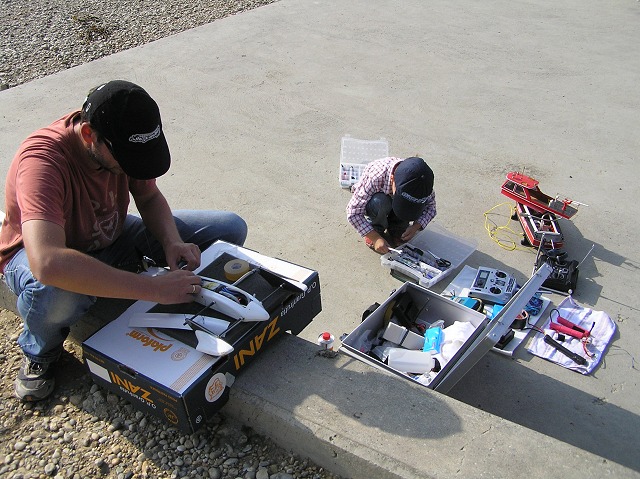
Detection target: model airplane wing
<box><xmin>128</xmin><ymin>312</ymin><xmax>234</xmax><ymax>357</ymax></box>
<box><xmin>128</xmin><ymin>312</ymin><xmax>230</xmax><ymax>333</ymax></box>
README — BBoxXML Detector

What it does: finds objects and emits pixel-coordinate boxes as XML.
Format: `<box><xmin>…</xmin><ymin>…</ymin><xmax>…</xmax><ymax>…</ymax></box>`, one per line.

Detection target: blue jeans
<box><xmin>3</xmin><ymin>210</ymin><xmax>247</xmax><ymax>364</ymax></box>
<box><xmin>365</xmin><ymin>192</ymin><xmax>409</xmax><ymax>236</ymax></box>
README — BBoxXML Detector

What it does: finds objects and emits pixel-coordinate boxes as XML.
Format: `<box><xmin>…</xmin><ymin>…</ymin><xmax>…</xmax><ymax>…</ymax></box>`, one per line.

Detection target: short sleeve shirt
<box><xmin>0</xmin><ymin>111</ymin><xmax>156</xmax><ymax>272</ymax></box>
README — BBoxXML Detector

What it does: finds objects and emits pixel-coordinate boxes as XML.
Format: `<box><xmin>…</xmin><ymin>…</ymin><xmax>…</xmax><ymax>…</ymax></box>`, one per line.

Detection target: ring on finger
<box><xmin>191</xmin><ymin>284</ymin><xmax>196</xmax><ymax>294</ymax></box>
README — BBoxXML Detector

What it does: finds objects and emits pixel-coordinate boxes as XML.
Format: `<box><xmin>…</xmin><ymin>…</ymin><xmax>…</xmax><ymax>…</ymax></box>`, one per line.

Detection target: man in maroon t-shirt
<box><xmin>0</xmin><ymin>80</ymin><xmax>247</xmax><ymax>401</ymax></box>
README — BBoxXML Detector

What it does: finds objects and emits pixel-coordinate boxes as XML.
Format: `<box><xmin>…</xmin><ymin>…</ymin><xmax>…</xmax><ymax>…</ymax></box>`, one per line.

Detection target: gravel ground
<box><xmin>0</xmin><ymin>0</ymin><xmax>275</xmax><ymax>89</ymax></box>
<box><xmin>0</xmin><ymin>2</ymin><xmax>341</xmax><ymax>478</ymax></box>
<box><xmin>0</xmin><ymin>310</ymin><xmax>336</xmax><ymax>479</ymax></box>
<box><xmin>0</xmin><ymin>310</ymin><xmax>339</xmax><ymax>479</ymax></box>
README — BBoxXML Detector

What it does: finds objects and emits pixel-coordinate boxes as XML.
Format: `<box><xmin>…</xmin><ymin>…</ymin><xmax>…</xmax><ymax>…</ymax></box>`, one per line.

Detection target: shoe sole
<box><xmin>14</xmin><ymin>380</ymin><xmax>55</xmax><ymax>402</ymax></box>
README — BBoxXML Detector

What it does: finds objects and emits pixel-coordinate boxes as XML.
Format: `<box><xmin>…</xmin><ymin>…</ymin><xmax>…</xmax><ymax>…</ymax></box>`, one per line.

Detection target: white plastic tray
<box><xmin>339</xmin><ymin>135</ymin><xmax>389</xmax><ymax>188</ymax></box>
<box><xmin>381</xmin><ymin>222</ymin><xmax>477</xmax><ymax>288</ymax></box>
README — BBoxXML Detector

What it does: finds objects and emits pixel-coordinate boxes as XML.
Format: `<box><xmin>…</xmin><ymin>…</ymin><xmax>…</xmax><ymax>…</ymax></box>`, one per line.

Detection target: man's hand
<box><xmin>400</xmin><ymin>223</ymin><xmax>423</xmax><ymax>243</ymax></box>
<box><xmin>152</xmin><ymin>269</ymin><xmax>202</xmax><ymax>304</ymax></box>
<box><xmin>133</xmin><ymin>186</ymin><xmax>201</xmax><ymax>271</ymax></box>
<box><xmin>165</xmin><ymin>241</ymin><xmax>201</xmax><ymax>271</ymax></box>
<box><xmin>365</xmin><ymin>231</ymin><xmax>391</xmax><ymax>254</ymax></box>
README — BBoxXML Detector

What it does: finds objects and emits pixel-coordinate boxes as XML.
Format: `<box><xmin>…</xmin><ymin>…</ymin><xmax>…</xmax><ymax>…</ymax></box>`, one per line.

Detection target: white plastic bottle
<box><xmin>317</xmin><ymin>332</ymin><xmax>335</xmax><ymax>350</ymax></box>
<box><xmin>388</xmin><ymin>348</ymin><xmax>435</xmax><ymax>374</ymax></box>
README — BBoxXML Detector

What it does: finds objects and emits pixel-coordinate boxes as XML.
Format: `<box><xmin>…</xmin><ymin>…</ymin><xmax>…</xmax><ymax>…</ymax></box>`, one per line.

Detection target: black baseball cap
<box><xmin>82</xmin><ymin>80</ymin><xmax>170</xmax><ymax>180</ymax></box>
<box><xmin>392</xmin><ymin>157</ymin><xmax>434</xmax><ymax>221</ymax></box>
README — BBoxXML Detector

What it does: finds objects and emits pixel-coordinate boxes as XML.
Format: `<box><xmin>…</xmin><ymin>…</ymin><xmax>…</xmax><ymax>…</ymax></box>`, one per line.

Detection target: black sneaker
<box><xmin>14</xmin><ymin>356</ymin><xmax>55</xmax><ymax>402</ymax></box>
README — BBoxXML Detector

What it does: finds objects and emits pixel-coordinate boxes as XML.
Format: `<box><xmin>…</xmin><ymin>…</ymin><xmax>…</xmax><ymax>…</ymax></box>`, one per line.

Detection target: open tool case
<box><xmin>83</xmin><ymin>241</ymin><xmax>321</xmax><ymax>433</ymax></box>
<box><xmin>381</xmin><ymin>222</ymin><xmax>477</xmax><ymax>288</ymax></box>
<box><xmin>340</xmin><ymin>263</ymin><xmax>552</xmax><ymax>393</ymax></box>
<box><xmin>442</xmin><ymin>265</ymin><xmax>552</xmax><ymax>356</ymax></box>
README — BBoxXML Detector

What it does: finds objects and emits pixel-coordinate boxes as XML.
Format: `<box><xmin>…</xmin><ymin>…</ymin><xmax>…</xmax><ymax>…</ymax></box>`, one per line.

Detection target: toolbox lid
<box><xmin>432</xmin><ymin>261</ymin><xmax>553</xmax><ymax>393</ymax></box>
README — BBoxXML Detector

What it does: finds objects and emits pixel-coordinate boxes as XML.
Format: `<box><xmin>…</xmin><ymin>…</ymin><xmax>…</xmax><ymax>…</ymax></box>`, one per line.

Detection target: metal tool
<box><xmin>422</xmin><ymin>248</ymin><xmax>451</xmax><ymax>269</ymax></box>
<box><xmin>544</xmin><ymin>334</ymin><xmax>587</xmax><ymax>365</ymax></box>
<box><xmin>389</xmin><ymin>244</ymin><xmax>450</xmax><ymax>272</ymax></box>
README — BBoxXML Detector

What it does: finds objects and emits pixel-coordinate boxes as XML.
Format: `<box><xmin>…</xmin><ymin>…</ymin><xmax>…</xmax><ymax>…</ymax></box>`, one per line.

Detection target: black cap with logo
<box><xmin>82</xmin><ymin>80</ymin><xmax>170</xmax><ymax>180</ymax></box>
<box><xmin>392</xmin><ymin>157</ymin><xmax>434</xmax><ymax>221</ymax></box>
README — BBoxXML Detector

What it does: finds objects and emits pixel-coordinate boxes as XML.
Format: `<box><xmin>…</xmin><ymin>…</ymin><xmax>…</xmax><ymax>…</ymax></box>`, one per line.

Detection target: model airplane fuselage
<box><xmin>195</xmin><ymin>276</ymin><xmax>270</xmax><ymax>322</ymax></box>
<box><xmin>516</xmin><ymin>202</ymin><xmax>564</xmax><ymax>249</ymax></box>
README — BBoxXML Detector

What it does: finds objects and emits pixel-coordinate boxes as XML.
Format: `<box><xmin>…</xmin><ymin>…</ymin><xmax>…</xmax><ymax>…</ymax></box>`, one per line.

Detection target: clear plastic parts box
<box><xmin>381</xmin><ymin>222</ymin><xmax>478</xmax><ymax>288</ymax></box>
<box><xmin>339</xmin><ymin>135</ymin><xmax>389</xmax><ymax>188</ymax></box>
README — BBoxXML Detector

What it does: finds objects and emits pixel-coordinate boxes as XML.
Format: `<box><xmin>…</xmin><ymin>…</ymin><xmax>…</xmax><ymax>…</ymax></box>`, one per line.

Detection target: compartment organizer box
<box><xmin>339</xmin><ymin>135</ymin><xmax>389</xmax><ymax>188</ymax></box>
<box><xmin>381</xmin><ymin>222</ymin><xmax>477</xmax><ymax>288</ymax></box>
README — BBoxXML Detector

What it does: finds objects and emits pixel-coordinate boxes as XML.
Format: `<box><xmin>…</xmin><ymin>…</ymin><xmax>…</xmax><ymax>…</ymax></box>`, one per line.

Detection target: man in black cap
<box><xmin>0</xmin><ymin>80</ymin><xmax>248</xmax><ymax>401</ymax></box>
<box><xmin>346</xmin><ymin>156</ymin><xmax>436</xmax><ymax>254</ymax></box>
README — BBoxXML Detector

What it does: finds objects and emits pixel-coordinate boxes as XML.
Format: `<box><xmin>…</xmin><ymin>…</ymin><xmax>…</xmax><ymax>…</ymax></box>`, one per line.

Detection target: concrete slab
<box><xmin>1</xmin><ymin>0</ymin><xmax>639</xmax><ymax>477</ymax></box>
<box><xmin>226</xmin><ymin>333</ymin><xmax>638</xmax><ymax>479</ymax></box>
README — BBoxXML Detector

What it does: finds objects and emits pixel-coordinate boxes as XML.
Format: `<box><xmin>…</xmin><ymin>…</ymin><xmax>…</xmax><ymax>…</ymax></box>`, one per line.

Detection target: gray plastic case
<box><xmin>340</xmin><ymin>263</ymin><xmax>553</xmax><ymax>393</ymax></box>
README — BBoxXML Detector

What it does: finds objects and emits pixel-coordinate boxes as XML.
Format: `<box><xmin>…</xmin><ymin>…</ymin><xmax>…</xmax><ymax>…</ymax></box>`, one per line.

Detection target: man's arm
<box><xmin>22</xmin><ymin>219</ymin><xmax>201</xmax><ymax>304</ymax></box>
<box><xmin>132</xmin><ymin>184</ymin><xmax>201</xmax><ymax>271</ymax></box>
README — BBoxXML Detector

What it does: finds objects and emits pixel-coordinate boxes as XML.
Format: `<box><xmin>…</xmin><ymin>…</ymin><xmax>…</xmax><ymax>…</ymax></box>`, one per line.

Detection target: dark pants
<box><xmin>365</xmin><ymin>192</ymin><xmax>409</xmax><ymax>237</ymax></box>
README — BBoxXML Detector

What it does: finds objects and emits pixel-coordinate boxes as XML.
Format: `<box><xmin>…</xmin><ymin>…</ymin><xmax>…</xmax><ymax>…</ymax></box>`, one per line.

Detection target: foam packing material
<box><xmin>382</xmin><ymin>322</ymin><xmax>425</xmax><ymax>350</ymax></box>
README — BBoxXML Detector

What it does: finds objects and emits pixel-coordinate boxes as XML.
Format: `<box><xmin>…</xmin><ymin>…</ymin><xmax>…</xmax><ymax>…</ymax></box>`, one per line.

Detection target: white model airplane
<box><xmin>142</xmin><ymin>264</ymin><xmax>270</xmax><ymax>322</ymax></box>
<box><xmin>133</xmin><ymin>260</ymin><xmax>303</xmax><ymax>357</ymax></box>
<box><xmin>195</xmin><ymin>275</ymin><xmax>270</xmax><ymax>322</ymax></box>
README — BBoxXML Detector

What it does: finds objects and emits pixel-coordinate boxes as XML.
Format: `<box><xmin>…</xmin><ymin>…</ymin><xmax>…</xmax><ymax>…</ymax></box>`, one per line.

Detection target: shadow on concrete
<box><xmin>448</xmin><ymin>343</ymin><xmax>640</xmax><ymax>472</ymax></box>
<box><xmin>391</xmin><ymin>245</ymin><xmax>640</xmax><ymax>472</ymax></box>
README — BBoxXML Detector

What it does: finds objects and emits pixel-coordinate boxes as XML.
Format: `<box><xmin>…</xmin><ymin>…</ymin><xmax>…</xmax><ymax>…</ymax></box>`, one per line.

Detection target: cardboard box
<box><xmin>82</xmin><ymin>242</ymin><xmax>321</xmax><ymax>433</ymax></box>
<box><xmin>340</xmin><ymin>263</ymin><xmax>551</xmax><ymax>394</ymax></box>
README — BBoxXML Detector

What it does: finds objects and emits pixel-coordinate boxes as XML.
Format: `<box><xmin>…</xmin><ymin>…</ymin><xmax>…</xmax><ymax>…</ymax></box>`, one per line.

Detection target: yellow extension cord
<box><xmin>483</xmin><ymin>202</ymin><xmax>534</xmax><ymax>252</ymax></box>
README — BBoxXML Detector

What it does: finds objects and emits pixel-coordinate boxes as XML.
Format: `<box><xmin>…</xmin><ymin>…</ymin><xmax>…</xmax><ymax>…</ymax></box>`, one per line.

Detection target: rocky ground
<box><xmin>0</xmin><ymin>309</ymin><xmax>339</xmax><ymax>479</ymax></box>
<box><xmin>0</xmin><ymin>0</ymin><xmax>277</xmax><ymax>89</ymax></box>
<box><xmin>0</xmin><ymin>1</ymin><xmax>342</xmax><ymax>478</ymax></box>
